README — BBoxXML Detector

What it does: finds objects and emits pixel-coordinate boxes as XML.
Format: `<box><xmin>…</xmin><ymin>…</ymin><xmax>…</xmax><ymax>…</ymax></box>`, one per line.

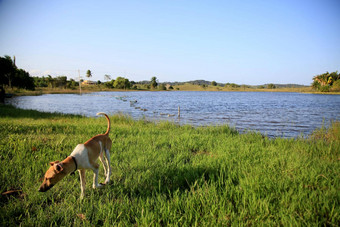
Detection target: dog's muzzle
<box><xmin>38</xmin><ymin>184</ymin><xmax>54</xmax><ymax>192</ymax></box>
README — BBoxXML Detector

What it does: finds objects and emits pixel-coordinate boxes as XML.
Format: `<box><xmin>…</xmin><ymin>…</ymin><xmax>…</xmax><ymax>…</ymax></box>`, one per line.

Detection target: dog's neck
<box><xmin>61</xmin><ymin>156</ymin><xmax>77</xmax><ymax>175</ymax></box>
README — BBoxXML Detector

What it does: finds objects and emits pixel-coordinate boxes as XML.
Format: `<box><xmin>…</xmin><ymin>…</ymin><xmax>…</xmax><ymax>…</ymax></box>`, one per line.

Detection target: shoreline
<box><xmin>6</xmin><ymin>85</ymin><xmax>340</xmax><ymax>96</ymax></box>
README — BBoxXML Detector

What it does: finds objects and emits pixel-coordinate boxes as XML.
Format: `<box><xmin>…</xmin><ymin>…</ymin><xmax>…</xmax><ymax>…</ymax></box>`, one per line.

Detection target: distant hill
<box><xmin>137</xmin><ymin>79</ymin><xmax>308</xmax><ymax>88</ymax></box>
<box><xmin>157</xmin><ymin>80</ymin><xmax>225</xmax><ymax>86</ymax></box>
<box><xmin>262</xmin><ymin>84</ymin><xmax>308</xmax><ymax>88</ymax></box>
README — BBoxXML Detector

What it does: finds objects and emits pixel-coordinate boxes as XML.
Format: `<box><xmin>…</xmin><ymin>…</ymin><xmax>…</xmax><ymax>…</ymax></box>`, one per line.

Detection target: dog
<box><xmin>38</xmin><ymin>112</ymin><xmax>112</xmax><ymax>199</ymax></box>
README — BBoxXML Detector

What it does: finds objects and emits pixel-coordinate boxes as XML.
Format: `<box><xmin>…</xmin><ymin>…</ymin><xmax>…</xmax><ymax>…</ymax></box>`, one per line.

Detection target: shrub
<box><xmin>159</xmin><ymin>84</ymin><xmax>166</xmax><ymax>90</ymax></box>
<box><xmin>267</xmin><ymin>83</ymin><xmax>276</xmax><ymax>89</ymax></box>
<box><xmin>320</xmin><ymin>85</ymin><xmax>330</xmax><ymax>92</ymax></box>
<box><xmin>312</xmin><ymin>80</ymin><xmax>321</xmax><ymax>90</ymax></box>
<box><xmin>331</xmin><ymin>80</ymin><xmax>340</xmax><ymax>92</ymax></box>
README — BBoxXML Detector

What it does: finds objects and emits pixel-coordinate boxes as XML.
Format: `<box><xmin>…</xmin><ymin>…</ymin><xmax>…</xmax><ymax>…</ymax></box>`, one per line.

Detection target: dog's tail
<box><xmin>96</xmin><ymin>112</ymin><xmax>111</xmax><ymax>135</ymax></box>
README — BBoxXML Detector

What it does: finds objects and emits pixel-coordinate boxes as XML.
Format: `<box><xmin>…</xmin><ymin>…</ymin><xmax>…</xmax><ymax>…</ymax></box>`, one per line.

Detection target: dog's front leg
<box><xmin>79</xmin><ymin>169</ymin><xmax>86</xmax><ymax>199</ymax></box>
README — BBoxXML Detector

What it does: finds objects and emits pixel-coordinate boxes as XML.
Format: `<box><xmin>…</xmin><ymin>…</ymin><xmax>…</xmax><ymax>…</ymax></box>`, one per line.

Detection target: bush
<box><xmin>267</xmin><ymin>83</ymin><xmax>276</xmax><ymax>89</ymax></box>
<box><xmin>104</xmin><ymin>80</ymin><xmax>114</xmax><ymax>88</ymax></box>
<box><xmin>312</xmin><ymin>80</ymin><xmax>321</xmax><ymax>90</ymax></box>
<box><xmin>159</xmin><ymin>84</ymin><xmax>166</xmax><ymax>90</ymax></box>
<box><xmin>225</xmin><ymin>83</ymin><xmax>240</xmax><ymax>88</ymax></box>
<box><xmin>320</xmin><ymin>85</ymin><xmax>330</xmax><ymax>92</ymax></box>
<box><xmin>312</xmin><ymin>71</ymin><xmax>340</xmax><ymax>92</ymax></box>
<box><xmin>331</xmin><ymin>80</ymin><xmax>340</xmax><ymax>92</ymax></box>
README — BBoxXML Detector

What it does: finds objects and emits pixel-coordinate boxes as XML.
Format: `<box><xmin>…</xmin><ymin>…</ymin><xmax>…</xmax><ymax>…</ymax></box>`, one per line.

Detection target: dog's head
<box><xmin>38</xmin><ymin>161</ymin><xmax>66</xmax><ymax>192</ymax></box>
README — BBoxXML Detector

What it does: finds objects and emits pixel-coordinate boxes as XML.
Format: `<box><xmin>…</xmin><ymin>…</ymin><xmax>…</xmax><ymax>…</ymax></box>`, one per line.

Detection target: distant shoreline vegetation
<box><xmin>1</xmin><ymin>55</ymin><xmax>339</xmax><ymax>98</ymax></box>
<box><xmin>9</xmin><ymin>76</ymin><xmax>339</xmax><ymax>96</ymax></box>
<box><xmin>6</xmin><ymin>76</ymin><xmax>318</xmax><ymax>96</ymax></box>
<box><xmin>312</xmin><ymin>71</ymin><xmax>340</xmax><ymax>92</ymax></box>
<box><xmin>31</xmin><ymin>76</ymin><xmax>312</xmax><ymax>92</ymax></box>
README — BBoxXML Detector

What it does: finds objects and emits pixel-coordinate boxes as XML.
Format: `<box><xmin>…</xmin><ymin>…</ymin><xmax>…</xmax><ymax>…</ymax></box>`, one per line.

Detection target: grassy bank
<box><xmin>0</xmin><ymin>105</ymin><xmax>339</xmax><ymax>225</ymax></box>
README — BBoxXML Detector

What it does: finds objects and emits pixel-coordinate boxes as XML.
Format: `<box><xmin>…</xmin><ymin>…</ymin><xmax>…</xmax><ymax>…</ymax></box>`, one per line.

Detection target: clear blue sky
<box><xmin>0</xmin><ymin>0</ymin><xmax>339</xmax><ymax>85</ymax></box>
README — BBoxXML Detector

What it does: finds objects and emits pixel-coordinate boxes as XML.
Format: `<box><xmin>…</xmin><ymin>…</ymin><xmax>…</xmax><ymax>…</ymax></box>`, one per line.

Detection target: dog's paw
<box><xmin>93</xmin><ymin>184</ymin><xmax>104</xmax><ymax>189</ymax></box>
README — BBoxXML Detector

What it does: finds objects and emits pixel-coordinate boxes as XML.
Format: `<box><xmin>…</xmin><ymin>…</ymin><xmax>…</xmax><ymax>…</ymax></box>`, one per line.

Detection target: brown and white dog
<box><xmin>38</xmin><ymin>112</ymin><xmax>112</xmax><ymax>199</ymax></box>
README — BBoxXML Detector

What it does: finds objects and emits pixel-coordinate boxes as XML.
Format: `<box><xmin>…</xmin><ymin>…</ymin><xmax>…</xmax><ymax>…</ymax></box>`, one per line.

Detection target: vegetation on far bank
<box><xmin>1</xmin><ymin>55</ymin><xmax>339</xmax><ymax>98</ymax></box>
<box><xmin>10</xmin><ymin>82</ymin><xmax>317</xmax><ymax>96</ymax></box>
<box><xmin>0</xmin><ymin>105</ymin><xmax>339</xmax><ymax>225</ymax></box>
<box><xmin>312</xmin><ymin>71</ymin><xmax>340</xmax><ymax>92</ymax></box>
<box><xmin>6</xmin><ymin>74</ymin><xmax>340</xmax><ymax>97</ymax></box>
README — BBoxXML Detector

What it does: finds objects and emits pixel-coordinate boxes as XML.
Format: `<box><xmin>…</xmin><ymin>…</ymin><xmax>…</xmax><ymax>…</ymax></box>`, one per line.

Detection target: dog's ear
<box><xmin>49</xmin><ymin>161</ymin><xmax>60</xmax><ymax>166</ymax></box>
<box><xmin>54</xmin><ymin>163</ymin><xmax>64</xmax><ymax>173</ymax></box>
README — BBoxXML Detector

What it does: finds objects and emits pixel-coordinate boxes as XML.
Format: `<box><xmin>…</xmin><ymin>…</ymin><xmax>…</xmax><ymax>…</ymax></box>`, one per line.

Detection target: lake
<box><xmin>6</xmin><ymin>91</ymin><xmax>340</xmax><ymax>138</ymax></box>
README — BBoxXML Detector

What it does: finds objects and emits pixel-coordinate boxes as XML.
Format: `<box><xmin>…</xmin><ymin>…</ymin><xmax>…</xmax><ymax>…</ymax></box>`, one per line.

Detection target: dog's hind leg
<box><xmin>92</xmin><ymin>163</ymin><xmax>103</xmax><ymax>189</ymax></box>
<box><xmin>99</xmin><ymin>152</ymin><xmax>108</xmax><ymax>178</ymax></box>
<box><xmin>104</xmin><ymin>149</ymin><xmax>111</xmax><ymax>184</ymax></box>
<box><xmin>79</xmin><ymin>169</ymin><xmax>86</xmax><ymax>199</ymax></box>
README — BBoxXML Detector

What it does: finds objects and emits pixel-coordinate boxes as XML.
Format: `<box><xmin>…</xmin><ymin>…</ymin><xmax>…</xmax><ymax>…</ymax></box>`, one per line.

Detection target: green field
<box><xmin>0</xmin><ymin>104</ymin><xmax>339</xmax><ymax>226</ymax></box>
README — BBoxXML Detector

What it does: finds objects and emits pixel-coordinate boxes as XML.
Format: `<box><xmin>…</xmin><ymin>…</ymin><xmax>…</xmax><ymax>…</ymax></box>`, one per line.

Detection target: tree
<box><xmin>55</xmin><ymin>76</ymin><xmax>67</xmax><ymax>89</ymax></box>
<box><xmin>104</xmin><ymin>79</ymin><xmax>115</xmax><ymax>88</ymax></box>
<box><xmin>151</xmin><ymin>77</ymin><xmax>158</xmax><ymax>89</ymax></box>
<box><xmin>312</xmin><ymin>71</ymin><xmax>340</xmax><ymax>91</ymax></box>
<box><xmin>113</xmin><ymin>77</ymin><xmax>130</xmax><ymax>89</ymax></box>
<box><xmin>0</xmin><ymin>55</ymin><xmax>16</xmax><ymax>89</ymax></box>
<box><xmin>211</xmin><ymin>81</ymin><xmax>217</xmax><ymax>86</ymax></box>
<box><xmin>0</xmin><ymin>55</ymin><xmax>35</xmax><ymax>91</ymax></box>
<box><xmin>86</xmin><ymin>70</ymin><xmax>92</xmax><ymax>79</ymax></box>
<box><xmin>34</xmin><ymin>76</ymin><xmax>48</xmax><ymax>87</ymax></box>
<box><xmin>46</xmin><ymin>75</ymin><xmax>55</xmax><ymax>88</ymax></box>
<box><xmin>267</xmin><ymin>84</ymin><xmax>276</xmax><ymax>89</ymax></box>
<box><xmin>67</xmin><ymin>79</ymin><xmax>78</xmax><ymax>89</ymax></box>
<box><xmin>13</xmin><ymin>69</ymin><xmax>35</xmax><ymax>90</ymax></box>
<box><xmin>159</xmin><ymin>84</ymin><xmax>166</xmax><ymax>90</ymax></box>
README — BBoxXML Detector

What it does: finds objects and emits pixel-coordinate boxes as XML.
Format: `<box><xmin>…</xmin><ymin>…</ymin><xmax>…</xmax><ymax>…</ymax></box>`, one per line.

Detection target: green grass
<box><xmin>0</xmin><ymin>104</ymin><xmax>339</xmax><ymax>226</ymax></box>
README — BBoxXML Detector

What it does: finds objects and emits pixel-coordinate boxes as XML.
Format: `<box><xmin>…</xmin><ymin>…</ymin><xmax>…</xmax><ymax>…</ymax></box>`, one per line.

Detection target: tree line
<box><xmin>0</xmin><ymin>55</ymin><xmax>35</xmax><ymax>102</ymax></box>
<box><xmin>33</xmin><ymin>74</ymin><xmax>165</xmax><ymax>91</ymax></box>
<box><xmin>0</xmin><ymin>55</ymin><xmax>35</xmax><ymax>91</ymax></box>
<box><xmin>1</xmin><ymin>54</ymin><xmax>339</xmax><ymax>95</ymax></box>
<box><xmin>33</xmin><ymin>76</ymin><xmax>78</xmax><ymax>89</ymax></box>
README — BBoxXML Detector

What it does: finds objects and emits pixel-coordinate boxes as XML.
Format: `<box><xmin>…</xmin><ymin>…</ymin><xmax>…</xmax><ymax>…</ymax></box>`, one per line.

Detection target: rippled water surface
<box><xmin>7</xmin><ymin>91</ymin><xmax>340</xmax><ymax>138</ymax></box>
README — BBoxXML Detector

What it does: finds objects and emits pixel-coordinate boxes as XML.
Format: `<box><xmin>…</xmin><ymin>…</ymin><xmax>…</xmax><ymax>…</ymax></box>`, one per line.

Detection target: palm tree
<box><xmin>104</xmin><ymin>74</ymin><xmax>111</xmax><ymax>81</ymax></box>
<box><xmin>86</xmin><ymin>70</ymin><xmax>92</xmax><ymax>79</ymax></box>
<box><xmin>313</xmin><ymin>72</ymin><xmax>329</xmax><ymax>86</ymax></box>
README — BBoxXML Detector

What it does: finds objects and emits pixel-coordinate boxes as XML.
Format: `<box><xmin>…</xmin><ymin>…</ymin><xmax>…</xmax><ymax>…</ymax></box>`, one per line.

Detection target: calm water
<box><xmin>7</xmin><ymin>91</ymin><xmax>340</xmax><ymax>138</ymax></box>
